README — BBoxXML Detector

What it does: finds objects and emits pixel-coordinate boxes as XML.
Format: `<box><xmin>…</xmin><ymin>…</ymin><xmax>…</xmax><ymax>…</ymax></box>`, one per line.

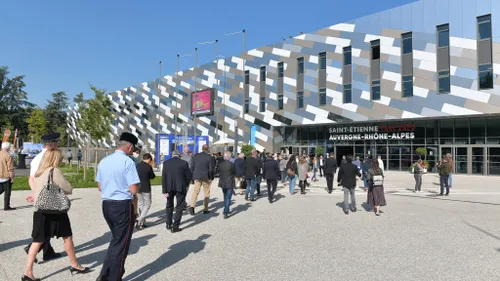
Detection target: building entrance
<box><xmin>335</xmin><ymin>146</ymin><xmax>353</xmax><ymax>166</ymax></box>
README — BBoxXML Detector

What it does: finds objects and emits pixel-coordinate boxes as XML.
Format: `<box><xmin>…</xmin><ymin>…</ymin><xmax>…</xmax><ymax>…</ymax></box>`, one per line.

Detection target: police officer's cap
<box><xmin>119</xmin><ymin>132</ymin><xmax>139</xmax><ymax>147</ymax></box>
<box><xmin>41</xmin><ymin>132</ymin><xmax>61</xmax><ymax>143</ymax></box>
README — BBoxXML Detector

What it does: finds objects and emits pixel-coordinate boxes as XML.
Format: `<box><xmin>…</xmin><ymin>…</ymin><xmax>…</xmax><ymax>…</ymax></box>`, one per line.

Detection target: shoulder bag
<box><xmin>34</xmin><ymin>168</ymin><xmax>71</xmax><ymax>214</ymax></box>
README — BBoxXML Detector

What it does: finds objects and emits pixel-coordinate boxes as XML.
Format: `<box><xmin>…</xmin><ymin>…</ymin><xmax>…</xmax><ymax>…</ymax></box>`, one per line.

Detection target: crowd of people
<box><xmin>0</xmin><ymin>130</ymin><xmax>457</xmax><ymax>281</ymax></box>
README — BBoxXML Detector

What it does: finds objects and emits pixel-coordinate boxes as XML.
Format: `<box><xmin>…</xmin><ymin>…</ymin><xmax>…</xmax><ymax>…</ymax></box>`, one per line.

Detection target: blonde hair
<box><xmin>298</xmin><ymin>156</ymin><xmax>306</xmax><ymax>165</ymax></box>
<box><xmin>35</xmin><ymin>148</ymin><xmax>62</xmax><ymax>178</ymax></box>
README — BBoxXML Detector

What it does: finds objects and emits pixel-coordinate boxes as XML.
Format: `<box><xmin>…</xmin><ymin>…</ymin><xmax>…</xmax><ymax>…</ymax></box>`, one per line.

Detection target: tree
<box><xmin>0</xmin><ymin>66</ymin><xmax>34</xmax><ymax>141</ymax></box>
<box><xmin>77</xmin><ymin>85</ymin><xmax>113</xmax><ymax>144</ymax></box>
<box><xmin>315</xmin><ymin>146</ymin><xmax>324</xmax><ymax>156</ymax></box>
<box><xmin>73</xmin><ymin>92</ymin><xmax>84</xmax><ymax>104</ymax></box>
<box><xmin>415</xmin><ymin>147</ymin><xmax>427</xmax><ymax>160</ymax></box>
<box><xmin>26</xmin><ymin>109</ymin><xmax>48</xmax><ymax>143</ymax></box>
<box><xmin>241</xmin><ymin>144</ymin><xmax>254</xmax><ymax>157</ymax></box>
<box><xmin>45</xmin><ymin>91</ymin><xmax>69</xmax><ymax>145</ymax></box>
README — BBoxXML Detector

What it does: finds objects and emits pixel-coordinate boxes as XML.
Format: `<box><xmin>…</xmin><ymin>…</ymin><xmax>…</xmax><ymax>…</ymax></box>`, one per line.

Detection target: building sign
<box><xmin>328</xmin><ymin>124</ymin><xmax>416</xmax><ymax>141</ymax></box>
<box><xmin>191</xmin><ymin>88</ymin><xmax>215</xmax><ymax>117</ymax></box>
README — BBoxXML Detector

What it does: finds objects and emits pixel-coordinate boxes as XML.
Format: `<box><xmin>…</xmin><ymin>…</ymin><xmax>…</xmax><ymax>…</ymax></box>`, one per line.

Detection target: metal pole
<box><xmin>175</xmin><ymin>55</ymin><xmax>179</xmax><ymax>145</ymax></box>
<box><xmin>159</xmin><ymin>60</ymin><xmax>162</xmax><ymax>108</ymax></box>
<box><xmin>234</xmin><ymin>119</ymin><xmax>238</xmax><ymax>155</ymax></box>
<box><xmin>215</xmin><ymin>39</ymin><xmax>219</xmax><ymax>141</ymax></box>
<box><xmin>194</xmin><ymin>48</ymin><xmax>198</xmax><ymax>152</ymax></box>
<box><xmin>223</xmin><ymin>56</ymin><xmax>227</xmax><ymax>138</ymax></box>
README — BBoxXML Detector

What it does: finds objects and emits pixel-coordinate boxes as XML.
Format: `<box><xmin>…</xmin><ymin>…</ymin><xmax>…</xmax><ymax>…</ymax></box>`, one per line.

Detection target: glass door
<box><xmin>454</xmin><ymin>147</ymin><xmax>468</xmax><ymax>174</ymax></box>
<box><xmin>471</xmin><ymin>147</ymin><xmax>484</xmax><ymax>175</ymax></box>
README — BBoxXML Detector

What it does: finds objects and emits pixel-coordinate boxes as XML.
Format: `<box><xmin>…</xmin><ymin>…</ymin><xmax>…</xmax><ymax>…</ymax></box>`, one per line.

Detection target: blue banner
<box><xmin>250</xmin><ymin>125</ymin><xmax>257</xmax><ymax>146</ymax></box>
<box><xmin>156</xmin><ymin>134</ymin><xmax>209</xmax><ymax>164</ymax></box>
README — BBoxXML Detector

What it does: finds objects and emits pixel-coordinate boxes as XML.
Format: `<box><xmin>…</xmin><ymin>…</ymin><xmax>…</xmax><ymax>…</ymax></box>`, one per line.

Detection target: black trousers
<box><xmin>325</xmin><ymin>174</ymin><xmax>334</xmax><ymax>192</ymax></box>
<box><xmin>99</xmin><ymin>200</ymin><xmax>135</xmax><ymax>281</ymax></box>
<box><xmin>319</xmin><ymin>166</ymin><xmax>324</xmax><ymax>177</ymax></box>
<box><xmin>166</xmin><ymin>191</ymin><xmax>186</xmax><ymax>227</ymax></box>
<box><xmin>266</xmin><ymin>180</ymin><xmax>277</xmax><ymax>200</ymax></box>
<box><xmin>25</xmin><ymin>238</ymin><xmax>55</xmax><ymax>257</ymax></box>
<box><xmin>0</xmin><ymin>181</ymin><xmax>12</xmax><ymax>209</ymax></box>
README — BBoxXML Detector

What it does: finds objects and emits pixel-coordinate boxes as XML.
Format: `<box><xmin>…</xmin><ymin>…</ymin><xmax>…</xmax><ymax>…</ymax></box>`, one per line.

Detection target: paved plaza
<box><xmin>1</xmin><ymin>172</ymin><xmax>500</xmax><ymax>281</ymax></box>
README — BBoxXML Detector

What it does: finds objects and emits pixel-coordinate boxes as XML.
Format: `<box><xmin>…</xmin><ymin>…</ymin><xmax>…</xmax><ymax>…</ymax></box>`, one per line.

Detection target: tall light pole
<box><xmin>193</xmin><ymin>47</ymin><xmax>198</xmax><ymax>152</ymax></box>
<box><xmin>216</xmin><ymin>55</ymin><xmax>228</xmax><ymax>138</ymax></box>
<box><xmin>175</xmin><ymin>53</ymin><xmax>192</xmax><ymax>146</ymax></box>
<box><xmin>198</xmin><ymin>39</ymin><xmax>219</xmax><ymax>141</ymax></box>
<box><xmin>158</xmin><ymin>60</ymin><xmax>162</xmax><ymax>108</ymax></box>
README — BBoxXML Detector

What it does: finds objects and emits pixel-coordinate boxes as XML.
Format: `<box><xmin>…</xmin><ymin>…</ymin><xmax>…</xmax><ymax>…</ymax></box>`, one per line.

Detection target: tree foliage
<box><xmin>26</xmin><ymin>109</ymin><xmax>48</xmax><ymax>143</ymax></box>
<box><xmin>241</xmin><ymin>144</ymin><xmax>254</xmax><ymax>157</ymax></box>
<box><xmin>74</xmin><ymin>92</ymin><xmax>84</xmax><ymax>104</ymax></box>
<box><xmin>315</xmin><ymin>146</ymin><xmax>324</xmax><ymax>156</ymax></box>
<box><xmin>77</xmin><ymin>85</ymin><xmax>112</xmax><ymax>146</ymax></box>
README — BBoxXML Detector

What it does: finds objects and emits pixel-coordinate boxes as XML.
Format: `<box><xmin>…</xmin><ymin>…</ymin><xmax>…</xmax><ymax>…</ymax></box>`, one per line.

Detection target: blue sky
<box><xmin>0</xmin><ymin>0</ymin><xmax>415</xmax><ymax>107</ymax></box>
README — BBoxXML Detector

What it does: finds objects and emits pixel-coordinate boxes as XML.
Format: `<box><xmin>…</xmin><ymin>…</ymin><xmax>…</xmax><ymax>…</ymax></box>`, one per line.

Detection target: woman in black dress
<box><xmin>366</xmin><ymin>159</ymin><xmax>387</xmax><ymax>216</ymax></box>
<box><xmin>23</xmin><ymin>148</ymin><xmax>89</xmax><ymax>281</ymax></box>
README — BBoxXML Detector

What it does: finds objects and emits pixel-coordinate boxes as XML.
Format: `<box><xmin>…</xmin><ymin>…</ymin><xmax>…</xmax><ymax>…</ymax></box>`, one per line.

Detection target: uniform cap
<box><xmin>41</xmin><ymin>132</ymin><xmax>61</xmax><ymax>143</ymax></box>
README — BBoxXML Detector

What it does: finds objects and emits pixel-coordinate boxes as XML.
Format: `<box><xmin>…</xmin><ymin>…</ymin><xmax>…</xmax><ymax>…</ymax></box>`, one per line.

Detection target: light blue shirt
<box><xmin>96</xmin><ymin>150</ymin><xmax>140</xmax><ymax>201</ymax></box>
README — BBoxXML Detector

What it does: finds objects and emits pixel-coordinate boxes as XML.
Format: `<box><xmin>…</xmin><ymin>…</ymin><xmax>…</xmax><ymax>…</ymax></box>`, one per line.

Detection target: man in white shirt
<box><xmin>378</xmin><ymin>155</ymin><xmax>385</xmax><ymax>173</ymax></box>
<box><xmin>319</xmin><ymin>155</ymin><xmax>325</xmax><ymax>177</ymax></box>
<box><xmin>24</xmin><ymin>132</ymin><xmax>62</xmax><ymax>262</ymax></box>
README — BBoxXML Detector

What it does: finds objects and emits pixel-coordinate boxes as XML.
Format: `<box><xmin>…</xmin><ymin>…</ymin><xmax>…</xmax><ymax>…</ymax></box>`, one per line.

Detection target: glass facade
<box><xmin>277</xmin><ymin>115</ymin><xmax>500</xmax><ymax>175</ymax></box>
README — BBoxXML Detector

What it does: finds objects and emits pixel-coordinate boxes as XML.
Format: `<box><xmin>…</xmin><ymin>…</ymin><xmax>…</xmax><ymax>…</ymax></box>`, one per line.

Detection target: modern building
<box><xmin>68</xmin><ymin>0</ymin><xmax>500</xmax><ymax>175</ymax></box>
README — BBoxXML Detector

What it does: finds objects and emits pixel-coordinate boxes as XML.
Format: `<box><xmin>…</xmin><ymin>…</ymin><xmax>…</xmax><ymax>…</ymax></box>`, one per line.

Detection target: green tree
<box><xmin>73</xmin><ymin>92</ymin><xmax>84</xmax><ymax>104</ymax></box>
<box><xmin>0</xmin><ymin>66</ymin><xmax>34</xmax><ymax>139</ymax></box>
<box><xmin>315</xmin><ymin>146</ymin><xmax>324</xmax><ymax>156</ymax></box>
<box><xmin>77</xmin><ymin>85</ymin><xmax>113</xmax><ymax>146</ymax></box>
<box><xmin>45</xmin><ymin>91</ymin><xmax>69</xmax><ymax>144</ymax></box>
<box><xmin>241</xmin><ymin>144</ymin><xmax>254</xmax><ymax>157</ymax></box>
<box><xmin>26</xmin><ymin>108</ymin><xmax>48</xmax><ymax>143</ymax></box>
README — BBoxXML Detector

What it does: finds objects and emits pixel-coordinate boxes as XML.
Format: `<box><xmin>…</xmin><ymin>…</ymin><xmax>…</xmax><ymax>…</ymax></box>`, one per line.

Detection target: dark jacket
<box><xmin>361</xmin><ymin>161</ymin><xmax>373</xmax><ymax>177</ymax></box>
<box><xmin>191</xmin><ymin>152</ymin><xmax>215</xmax><ymax>181</ymax></box>
<box><xmin>263</xmin><ymin>158</ymin><xmax>280</xmax><ymax>181</ymax></box>
<box><xmin>337</xmin><ymin>162</ymin><xmax>361</xmax><ymax>188</ymax></box>
<box><xmin>218</xmin><ymin>160</ymin><xmax>236</xmax><ymax>189</ymax></box>
<box><xmin>439</xmin><ymin>162</ymin><xmax>451</xmax><ymax>176</ymax></box>
<box><xmin>162</xmin><ymin>156</ymin><xmax>192</xmax><ymax>193</ymax></box>
<box><xmin>324</xmin><ymin>158</ymin><xmax>338</xmax><ymax>176</ymax></box>
<box><xmin>234</xmin><ymin>158</ymin><xmax>245</xmax><ymax>177</ymax></box>
<box><xmin>244</xmin><ymin>157</ymin><xmax>261</xmax><ymax>179</ymax></box>
<box><xmin>285</xmin><ymin>160</ymin><xmax>298</xmax><ymax>177</ymax></box>
<box><xmin>136</xmin><ymin>161</ymin><xmax>156</xmax><ymax>193</ymax></box>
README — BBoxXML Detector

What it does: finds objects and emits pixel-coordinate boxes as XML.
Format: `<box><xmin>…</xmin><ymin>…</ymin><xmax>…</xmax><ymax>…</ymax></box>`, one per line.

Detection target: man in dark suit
<box><xmin>324</xmin><ymin>153</ymin><xmax>338</xmax><ymax>194</ymax></box>
<box><xmin>337</xmin><ymin>155</ymin><xmax>361</xmax><ymax>215</ymax></box>
<box><xmin>244</xmin><ymin>149</ymin><xmax>261</xmax><ymax>201</ymax></box>
<box><xmin>136</xmin><ymin>153</ymin><xmax>156</xmax><ymax>229</ymax></box>
<box><xmin>217</xmin><ymin>151</ymin><xmax>236</xmax><ymax>218</ymax></box>
<box><xmin>162</xmin><ymin>150</ymin><xmax>192</xmax><ymax>233</ymax></box>
<box><xmin>189</xmin><ymin>144</ymin><xmax>215</xmax><ymax>215</ymax></box>
<box><xmin>234</xmin><ymin>153</ymin><xmax>245</xmax><ymax>195</ymax></box>
<box><xmin>263</xmin><ymin>153</ymin><xmax>281</xmax><ymax>203</ymax></box>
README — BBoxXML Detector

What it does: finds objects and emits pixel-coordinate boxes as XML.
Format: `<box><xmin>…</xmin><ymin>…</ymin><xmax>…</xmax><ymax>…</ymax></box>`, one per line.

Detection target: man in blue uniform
<box><xmin>96</xmin><ymin>132</ymin><xmax>141</xmax><ymax>281</ymax></box>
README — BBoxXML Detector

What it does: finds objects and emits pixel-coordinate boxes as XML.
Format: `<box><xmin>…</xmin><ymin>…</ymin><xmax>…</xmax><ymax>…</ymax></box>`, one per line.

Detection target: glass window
<box><xmin>402</xmin><ymin>32</ymin><xmax>412</xmax><ymax>54</ymax></box>
<box><xmin>478</xmin><ymin>15</ymin><xmax>492</xmax><ymax>40</ymax></box>
<box><xmin>371</xmin><ymin>80</ymin><xmax>381</xmax><ymax>100</ymax></box>
<box><xmin>343</xmin><ymin>46</ymin><xmax>351</xmax><ymax>65</ymax></box>
<box><xmin>438</xmin><ymin>70</ymin><xmax>450</xmax><ymax>93</ymax></box>
<box><xmin>244</xmin><ymin>99</ymin><xmax>249</xmax><ymax>114</ymax></box>
<box><xmin>319</xmin><ymin>52</ymin><xmax>327</xmax><ymax>70</ymax></box>
<box><xmin>343</xmin><ymin>84</ymin><xmax>352</xmax><ymax>103</ymax></box>
<box><xmin>319</xmin><ymin>88</ymin><xmax>326</xmax><ymax>105</ymax></box>
<box><xmin>260</xmin><ymin>66</ymin><xmax>266</xmax><ymax>82</ymax></box>
<box><xmin>479</xmin><ymin>64</ymin><xmax>494</xmax><ymax>89</ymax></box>
<box><xmin>298</xmin><ymin>58</ymin><xmax>304</xmax><ymax>74</ymax></box>
<box><xmin>244</xmin><ymin>70</ymin><xmax>250</xmax><ymax>84</ymax></box>
<box><xmin>259</xmin><ymin>97</ymin><xmax>265</xmax><ymax>112</ymax></box>
<box><xmin>437</xmin><ymin>24</ymin><xmax>450</xmax><ymax>48</ymax></box>
<box><xmin>278</xmin><ymin>62</ymin><xmax>284</xmax><ymax>78</ymax></box>
<box><xmin>297</xmin><ymin>91</ymin><xmax>304</xmax><ymax>108</ymax></box>
<box><xmin>454</xmin><ymin>118</ymin><xmax>469</xmax><ymax>144</ymax></box>
<box><xmin>278</xmin><ymin>95</ymin><xmax>284</xmax><ymax>110</ymax></box>
<box><xmin>439</xmin><ymin>119</ymin><xmax>454</xmax><ymax>140</ymax></box>
<box><xmin>403</xmin><ymin>75</ymin><xmax>413</xmax><ymax>97</ymax></box>
<box><xmin>470</xmin><ymin>118</ymin><xmax>485</xmax><ymax>144</ymax></box>
<box><xmin>371</xmin><ymin>40</ymin><xmax>380</xmax><ymax>60</ymax></box>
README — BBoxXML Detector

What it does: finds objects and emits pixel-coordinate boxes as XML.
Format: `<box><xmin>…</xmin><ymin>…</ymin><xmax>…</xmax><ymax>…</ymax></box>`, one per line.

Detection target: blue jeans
<box><xmin>448</xmin><ymin>173</ymin><xmax>453</xmax><ymax>187</ymax></box>
<box><xmin>440</xmin><ymin>175</ymin><xmax>450</xmax><ymax>195</ymax></box>
<box><xmin>289</xmin><ymin>175</ymin><xmax>297</xmax><ymax>194</ymax></box>
<box><xmin>245</xmin><ymin>179</ymin><xmax>256</xmax><ymax>200</ymax></box>
<box><xmin>222</xmin><ymin>188</ymin><xmax>233</xmax><ymax>215</ymax></box>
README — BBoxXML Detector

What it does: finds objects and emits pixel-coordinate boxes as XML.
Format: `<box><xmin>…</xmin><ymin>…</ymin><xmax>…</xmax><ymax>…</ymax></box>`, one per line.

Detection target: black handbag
<box><xmin>34</xmin><ymin>169</ymin><xmax>71</xmax><ymax>214</ymax></box>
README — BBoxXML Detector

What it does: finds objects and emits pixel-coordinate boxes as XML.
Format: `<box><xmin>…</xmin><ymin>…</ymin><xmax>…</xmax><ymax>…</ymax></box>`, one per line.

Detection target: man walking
<box><xmin>324</xmin><ymin>153</ymin><xmax>338</xmax><ymax>194</ymax></box>
<box><xmin>234</xmin><ymin>153</ymin><xmax>245</xmax><ymax>195</ymax></box>
<box><xmin>438</xmin><ymin>156</ymin><xmax>451</xmax><ymax>196</ymax></box>
<box><xmin>0</xmin><ymin>142</ymin><xmax>15</xmax><ymax>210</ymax></box>
<box><xmin>96</xmin><ymin>132</ymin><xmax>141</xmax><ymax>281</ymax></box>
<box><xmin>244</xmin><ymin>149</ymin><xmax>261</xmax><ymax>202</ymax></box>
<box><xmin>338</xmin><ymin>155</ymin><xmax>361</xmax><ymax>215</ymax></box>
<box><xmin>136</xmin><ymin>153</ymin><xmax>156</xmax><ymax>230</ymax></box>
<box><xmin>377</xmin><ymin>155</ymin><xmax>384</xmax><ymax>173</ymax></box>
<box><xmin>319</xmin><ymin>155</ymin><xmax>325</xmax><ymax>177</ymax></box>
<box><xmin>217</xmin><ymin>151</ymin><xmax>236</xmax><ymax>218</ymax></box>
<box><xmin>263</xmin><ymin>153</ymin><xmax>280</xmax><ymax>203</ymax></box>
<box><xmin>24</xmin><ymin>132</ymin><xmax>62</xmax><ymax>262</ymax></box>
<box><xmin>163</xmin><ymin>150</ymin><xmax>192</xmax><ymax>232</ymax></box>
<box><xmin>189</xmin><ymin>144</ymin><xmax>215</xmax><ymax>215</ymax></box>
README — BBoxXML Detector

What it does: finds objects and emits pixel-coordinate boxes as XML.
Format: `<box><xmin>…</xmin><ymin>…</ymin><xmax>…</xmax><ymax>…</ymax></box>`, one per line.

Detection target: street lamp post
<box><xmin>193</xmin><ymin>47</ymin><xmax>198</xmax><ymax>152</ymax></box>
<box><xmin>198</xmin><ymin>39</ymin><xmax>219</xmax><ymax>141</ymax></box>
<box><xmin>175</xmin><ymin>53</ymin><xmax>192</xmax><ymax>147</ymax></box>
